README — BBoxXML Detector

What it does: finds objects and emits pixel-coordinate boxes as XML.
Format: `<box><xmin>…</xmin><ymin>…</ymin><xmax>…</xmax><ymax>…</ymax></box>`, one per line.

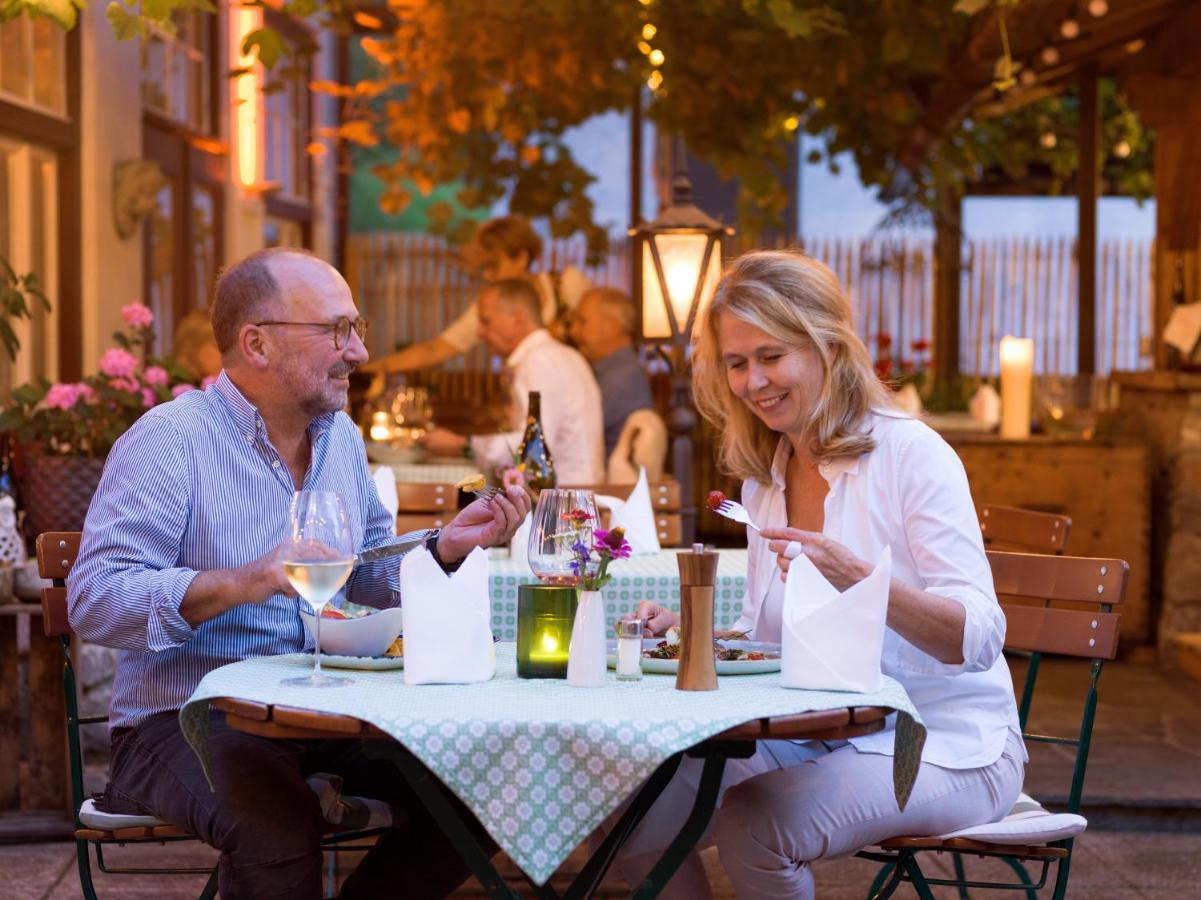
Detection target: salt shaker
<box><xmin>615</xmin><ymin>619</ymin><xmax>644</xmax><ymax>681</ymax></box>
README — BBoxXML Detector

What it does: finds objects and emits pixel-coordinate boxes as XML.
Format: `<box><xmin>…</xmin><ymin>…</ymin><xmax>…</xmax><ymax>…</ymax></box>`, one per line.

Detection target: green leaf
<box><xmin>241</xmin><ymin>27</ymin><xmax>286</xmax><ymax>70</ymax></box>
<box><xmin>19</xmin><ymin>0</ymin><xmax>82</xmax><ymax>29</ymax></box>
<box><xmin>105</xmin><ymin>2</ymin><xmax>142</xmax><ymax>41</ymax></box>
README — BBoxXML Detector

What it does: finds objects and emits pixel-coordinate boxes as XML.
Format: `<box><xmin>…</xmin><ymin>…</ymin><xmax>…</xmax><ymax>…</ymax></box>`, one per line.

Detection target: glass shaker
<box><xmin>615</xmin><ymin>619</ymin><xmax>644</xmax><ymax>682</ymax></box>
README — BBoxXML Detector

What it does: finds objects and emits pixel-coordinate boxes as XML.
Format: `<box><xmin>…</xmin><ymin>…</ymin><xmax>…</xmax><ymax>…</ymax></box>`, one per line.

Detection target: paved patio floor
<box><xmin>3</xmin><ymin>657</ymin><xmax>1199</xmax><ymax>897</ymax></box>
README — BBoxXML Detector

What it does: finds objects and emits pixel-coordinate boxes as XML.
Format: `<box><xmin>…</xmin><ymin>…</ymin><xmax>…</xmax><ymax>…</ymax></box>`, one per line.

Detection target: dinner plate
<box><xmin>605</xmin><ymin>639</ymin><xmax>782</xmax><ymax>676</ymax></box>
<box><xmin>316</xmin><ymin>652</ymin><xmax>404</xmax><ymax>671</ymax></box>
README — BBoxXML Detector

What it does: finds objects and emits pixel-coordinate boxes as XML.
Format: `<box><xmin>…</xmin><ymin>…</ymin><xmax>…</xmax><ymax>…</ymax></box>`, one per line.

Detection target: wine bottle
<box><xmin>516</xmin><ymin>391</ymin><xmax>556</xmax><ymax>491</ymax></box>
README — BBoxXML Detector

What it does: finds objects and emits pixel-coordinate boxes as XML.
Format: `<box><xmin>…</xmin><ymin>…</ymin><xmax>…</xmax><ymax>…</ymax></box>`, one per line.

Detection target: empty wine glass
<box><xmin>527</xmin><ymin>488</ymin><xmax>599</xmax><ymax>585</ymax></box>
<box><xmin>281</xmin><ymin>490</ymin><xmax>356</xmax><ymax>687</ymax></box>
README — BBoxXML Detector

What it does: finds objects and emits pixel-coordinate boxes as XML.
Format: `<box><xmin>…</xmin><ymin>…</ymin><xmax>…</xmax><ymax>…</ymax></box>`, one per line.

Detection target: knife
<box><xmin>353</xmin><ymin>530</ymin><xmax>434</xmax><ymax>566</ymax></box>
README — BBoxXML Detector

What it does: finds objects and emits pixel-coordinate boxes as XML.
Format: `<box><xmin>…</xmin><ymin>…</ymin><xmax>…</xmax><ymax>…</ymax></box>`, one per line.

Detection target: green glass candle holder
<box><xmin>516</xmin><ymin>584</ymin><xmax>576</xmax><ymax>679</ymax></box>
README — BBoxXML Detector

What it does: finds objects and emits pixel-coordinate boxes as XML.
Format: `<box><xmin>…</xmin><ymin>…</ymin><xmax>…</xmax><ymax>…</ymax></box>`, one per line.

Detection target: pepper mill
<box><xmin>676</xmin><ymin>542</ymin><xmax>719</xmax><ymax>691</ymax></box>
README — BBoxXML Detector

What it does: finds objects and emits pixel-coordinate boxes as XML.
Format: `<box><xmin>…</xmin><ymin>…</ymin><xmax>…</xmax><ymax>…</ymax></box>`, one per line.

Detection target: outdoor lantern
<box><xmin>631</xmin><ymin>148</ymin><xmax>733</xmax><ymax>343</ymax></box>
<box><xmin>629</xmin><ymin>139</ymin><xmax>734</xmax><ymax>544</ymax></box>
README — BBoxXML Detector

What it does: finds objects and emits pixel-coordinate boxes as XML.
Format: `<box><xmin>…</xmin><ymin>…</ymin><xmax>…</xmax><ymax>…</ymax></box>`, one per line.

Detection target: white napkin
<box><xmin>594</xmin><ymin>467</ymin><xmax>660</xmax><ymax>555</ymax></box>
<box><xmin>401</xmin><ymin>546</ymin><xmax>495</xmax><ymax>684</ymax></box>
<box><xmin>780</xmin><ymin>545</ymin><xmax>891</xmax><ymax>693</ymax></box>
<box><xmin>509</xmin><ymin>512</ymin><xmax>532</xmax><ymax>564</ymax></box>
<box><xmin>372</xmin><ymin>466</ymin><xmax>399</xmax><ymax>534</ymax></box>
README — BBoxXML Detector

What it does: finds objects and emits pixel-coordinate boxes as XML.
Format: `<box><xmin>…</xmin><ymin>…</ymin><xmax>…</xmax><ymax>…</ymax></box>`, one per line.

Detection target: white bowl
<box><xmin>299</xmin><ymin>605</ymin><xmax>404</xmax><ymax>658</ymax></box>
<box><xmin>364</xmin><ymin>442</ymin><xmax>423</xmax><ymax>466</ymax></box>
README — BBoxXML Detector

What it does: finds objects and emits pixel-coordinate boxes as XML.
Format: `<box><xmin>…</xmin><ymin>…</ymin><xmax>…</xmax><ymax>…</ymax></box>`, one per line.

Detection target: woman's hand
<box><xmin>626</xmin><ymin>601</ymin><xmax>679</xmax><ymax>637</ymax></box>
<box><xmin>759</xmin><ymin>527</ymin><xmax>872</xmax><ymax>590</ymax></box>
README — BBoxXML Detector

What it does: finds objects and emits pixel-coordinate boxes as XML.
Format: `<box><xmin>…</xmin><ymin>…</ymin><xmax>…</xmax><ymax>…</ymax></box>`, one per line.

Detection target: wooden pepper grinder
<box><xmin>676</xmin><ymin>542</ymin><xmax>718</xmax><ymax>691</ymax></box>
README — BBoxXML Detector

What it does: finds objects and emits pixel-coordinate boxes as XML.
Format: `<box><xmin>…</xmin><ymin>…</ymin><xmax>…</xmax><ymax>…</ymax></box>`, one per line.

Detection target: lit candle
<box><xmin>999</xmin><ymin>336</ymin><xmax>1034</xmax><ymax>439</ymax></box>
<box><xmin>528</xmin><ymin>629</ymin><xmax>568</xmax><ymax>664</ymax></box>
<box><xmin>369</xmin><ymin>411</ymin><xmax>392</xmax><ymax>442</ymax></box>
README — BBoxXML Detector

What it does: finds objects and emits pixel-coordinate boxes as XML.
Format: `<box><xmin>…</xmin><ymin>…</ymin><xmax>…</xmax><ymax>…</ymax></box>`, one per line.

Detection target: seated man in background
<box><xmin>568</xmin><ymin>287</ymin><xmax>656</xmax><ymax>460</ymax></box>
<box><xmin>360</xmin><ymin>214</ymin><xmax>589</xmax><ymax>392</ymax></box>
<box><xmin>69</xmin><ymin>247</ymin><xmax>529</xmax><ymax>900</ymax></box>
<box><xmin>423</xmin><ymin>277</ymin><xmax>605</xmax><ymax>485</ymax></box>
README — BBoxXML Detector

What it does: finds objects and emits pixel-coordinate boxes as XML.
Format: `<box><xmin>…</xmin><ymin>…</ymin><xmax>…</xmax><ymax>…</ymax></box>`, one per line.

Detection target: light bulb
<box><xmin>783</xmin><ymin>115</ymin><xmax>799</xmax><ymax>131</ymax></box>
<box><xmin>648</xmin><ymin>48</ymin><xmax>664</xmax><ymax>66</ymax></box>
<box><xmin>1088</xmin><ymin>0</ymin><xmax>1108</xmax><ymax>16</ymax></box>
<box><xmin>1040</xmin><ymin>46</ymin><xmax>1060</xmax><ymax>66</ymax></box>
<box><xmin>647</xmin><ymin>70</ymin><xmax>663</xmax><ymax>90</ymax></box>
<box><xmin>1019</xmin><ymin>67</ymin><xmax>1037</xmax><ymax>86</ymax></box>
<box><xmin>1114</xmin><ymin>140</ymin><xmax>1131</xmax><ymax>158</ymax></box>
<box><xmin>1060</xmin><ymin>19</ymin><xmax>1080</xmax><ymax>39</ymax></box>
<box><xmin>638</xmin><ymin>40</ymin><xmax>651</xmax><ymax>55</ymax></box>
<box><xmin>1040</xmin><ymin>132</ymin><xmax>1057</xmax><ymax>149</ymax></box>
<box><xmin>642</xmin><ymin>23</ymin><xmax>657</xmax><ymax>40</ymax></box>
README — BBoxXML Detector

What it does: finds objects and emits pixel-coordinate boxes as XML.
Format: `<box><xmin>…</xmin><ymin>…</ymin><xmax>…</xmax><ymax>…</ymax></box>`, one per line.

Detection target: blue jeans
<box><xmin>103</xmin><ymin>710</ymin><xmax>491</xmax><ymax>900</ymax></box>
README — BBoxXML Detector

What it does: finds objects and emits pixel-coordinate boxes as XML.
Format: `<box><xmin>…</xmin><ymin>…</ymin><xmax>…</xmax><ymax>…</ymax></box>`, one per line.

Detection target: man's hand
<box><xmin>435</xmin><ymin>485</ymin><xmax>531</xmax><ymax>563</ymax></box>
<box><xmin>181</xmin><ymin>542</ymin><xmax>302</xmax><ymax>628</ymax></box>
<box><xmin>421</xmin><ymin>427</ymin><xmax>468</xmax><ymax>456</ymax></box>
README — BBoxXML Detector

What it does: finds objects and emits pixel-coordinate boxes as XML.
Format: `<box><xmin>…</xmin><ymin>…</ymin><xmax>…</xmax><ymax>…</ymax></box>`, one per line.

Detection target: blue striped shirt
<box><xmin>67</xmin><ymin>373</ymin><xmax>412</xmax><ymax>729</ymax></box>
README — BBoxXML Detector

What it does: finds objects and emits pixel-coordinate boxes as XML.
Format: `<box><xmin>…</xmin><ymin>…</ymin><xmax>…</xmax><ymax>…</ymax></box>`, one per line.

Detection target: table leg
<box><xmin>361</xmin><ymin>740</ymin><xmax>522</xmax><ymax>900</ymax></box>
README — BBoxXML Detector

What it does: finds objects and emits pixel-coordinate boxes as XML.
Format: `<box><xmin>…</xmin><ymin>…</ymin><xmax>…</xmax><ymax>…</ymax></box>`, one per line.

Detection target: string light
<box><xmin>1040</xmin><ymin>46</ymin><xmax>1060</xmax><ymax>66</ymax></box>
<box><xmin>1040</xmin><ymin>132</ymin><xmax>1057</xmax><ymax>149</ymax></box>
<box><xmin>783</xmin><ymin>115</ymin><xmax>800</xmax><ymax>132</ymax></box>
<box><xmin>648</xmin><ymin>48</ymin><xmax>664</xmax><ymax>66</ymax></box>
<box><xmin>1060</xmin><ymin>19</ymin><xmax>1080</xmax><ymax>39</ymax></box>
<box><xmin>1019</xmin><ymin>67</ymin><xmax>1037</xmax><ymax>86</ymax></box>
<box><xmin>638</xmin><ymin>40</ymin><xmax>651</xmax><ymax>55</ymax></box>
<box><xmin>1088</xmin><ymin>0</ymin><xmax>1108</xmax><ymax>15</ymax></box>
<box><xmin>1114</xmin><ymin>140</ymin><xmax>1131</xmax><ymax>158</ymax></box>
<box><xmin>642</xmin><ymin>23</ymin><xmax>656</xmax><ymax>40</ymax></box>
<box><xmin>647</xmin><ymin>70</ymin><xmax>663</xmax><ymax>91</ymax></box>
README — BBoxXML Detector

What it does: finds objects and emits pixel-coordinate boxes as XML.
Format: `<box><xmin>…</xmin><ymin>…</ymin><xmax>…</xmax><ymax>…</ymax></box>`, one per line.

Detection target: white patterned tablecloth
<box><xmin>181</xmin><ymin>645</ymin><xmax>923</xmax><ymax>885</ymax></box>
<box><xmin>488</xmin><ymin>549</ymin><xmax>748</xmax><ymax>640</ymax></box>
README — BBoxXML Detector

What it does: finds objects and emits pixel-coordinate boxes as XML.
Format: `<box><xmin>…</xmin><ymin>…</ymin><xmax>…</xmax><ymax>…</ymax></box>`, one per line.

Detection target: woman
<box><xmin>623</xmin><ymin>250</ymin><xmax>1025</xmax><ymax>899</ymax></box>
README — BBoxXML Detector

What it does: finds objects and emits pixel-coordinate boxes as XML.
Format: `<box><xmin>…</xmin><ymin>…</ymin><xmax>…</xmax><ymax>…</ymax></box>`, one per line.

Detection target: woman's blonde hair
<box><xmin>692</xmin><ymin>249</ymin><xmax>893</xmax><ymax>485</ymax></box>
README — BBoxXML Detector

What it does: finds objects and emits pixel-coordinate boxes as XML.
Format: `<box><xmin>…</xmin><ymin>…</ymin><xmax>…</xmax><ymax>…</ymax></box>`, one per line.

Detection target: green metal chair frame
<box><xmin>858</xmin><ymin>549</ymin><xmax>1128</xmax><ymax>900</ymax></box>
<box><xmin>36</xmin><ymin>531</ymin><xmax>383</xmax><ymax>900</ymax></box>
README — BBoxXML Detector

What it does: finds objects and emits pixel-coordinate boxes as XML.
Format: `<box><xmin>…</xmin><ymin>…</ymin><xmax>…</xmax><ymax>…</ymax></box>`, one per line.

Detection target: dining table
<box><xmin>180</xmin><ymin>645</ymin><xmax>926</xmax><ymax>898</ymax></box>
<box><xmin>488</xmin><ymin>549</ymin><xmax>749</xmax><ymax>640</ymax></box>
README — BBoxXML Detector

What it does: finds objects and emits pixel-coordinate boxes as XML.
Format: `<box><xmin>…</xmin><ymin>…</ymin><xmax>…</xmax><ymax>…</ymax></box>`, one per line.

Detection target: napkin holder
<box><xmin>401</xmin><ymin>546</ymin><xmax>495</xmax><ymax>685</ymax></box>
<box><xmin>676</xmin><ymin>543</ymin><xmax>718</xmax><ymax>691</ymax></box>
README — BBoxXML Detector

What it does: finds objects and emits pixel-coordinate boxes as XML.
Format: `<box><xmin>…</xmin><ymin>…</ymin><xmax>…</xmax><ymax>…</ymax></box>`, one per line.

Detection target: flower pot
<box><xmin>15</xmin><ymin>452</ymin><xmax>105</xmax><ymax>548</ymax></box>
<box><xmin>566</xmin><ymin>589</ymin><xmax>607</xmax><ymax>688</ymax></box>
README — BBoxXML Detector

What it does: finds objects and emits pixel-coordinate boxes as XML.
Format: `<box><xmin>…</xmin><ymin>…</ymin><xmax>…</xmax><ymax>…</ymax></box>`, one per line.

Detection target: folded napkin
<box><xmin>781</xmin><ymin>545</ymin><xmax>891</xmax><ymax>693</ymax></box>
<box><xmin>372</xmin><ymin>466</ymin><xmax>399</xmax><ymax>534</ymax></box>
<box><xmin>401</xmin><ymin>546</ymin><xmax>495</xmax><ymax>684</ymax></box>
<box><xmin>509</xmin><ymin>512</ymin><xmax>532</xmax><ymax>564</ymax></box>
<box><xmin>594</xmin><ymin>467</ymin><xmax>660</xmax><ymax>555</ymax></box>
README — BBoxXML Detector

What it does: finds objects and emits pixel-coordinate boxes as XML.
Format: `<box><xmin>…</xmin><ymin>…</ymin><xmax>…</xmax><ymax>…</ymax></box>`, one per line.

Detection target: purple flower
<box><xmin>592</xmin><ymin>528</ymin><xmax>632</xmax><ymax>560</ymax></box>
<box><xmin>572</xmin><ymin>541</ymin><xmax>590</xmax><ymax>558</ymax></box>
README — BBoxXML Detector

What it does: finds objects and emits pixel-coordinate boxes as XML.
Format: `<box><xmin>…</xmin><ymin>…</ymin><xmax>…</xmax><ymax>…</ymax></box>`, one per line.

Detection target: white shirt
<box><xmin>440</xmin><ymin>268</ymin><xmax>591</xmax><ymax>352</ymax></box>
<box><xmin>733</xmin><ymin>411</ymin><xmax>1025</xmax><ymax>770</ymax></box>
<box><xmin>470</xmin><ymin>329</ymin><xmax>605</xmax><ymax>486</ymax></box>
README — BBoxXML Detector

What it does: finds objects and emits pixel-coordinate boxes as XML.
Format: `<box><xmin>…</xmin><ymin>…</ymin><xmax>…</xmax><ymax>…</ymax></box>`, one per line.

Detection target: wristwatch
<box><xmin>426</xmin><ymin>528</ymin><xmax>464</xmax><ymax>573</ymax></box>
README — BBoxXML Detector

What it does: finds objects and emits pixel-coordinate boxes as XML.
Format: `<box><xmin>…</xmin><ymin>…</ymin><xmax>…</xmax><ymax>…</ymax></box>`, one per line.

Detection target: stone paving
<box><xmin>3</xmin><ymin>657</ymin><xmax>1200</xmax><ymax>898</ymax></box>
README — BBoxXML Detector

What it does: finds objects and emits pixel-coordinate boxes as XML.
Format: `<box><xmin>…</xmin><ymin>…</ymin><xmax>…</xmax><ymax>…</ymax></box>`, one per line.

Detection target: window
<box><xmin>0</xmin><ymin>14</ymin><xmax>66</xmax><ymax>117</ymax></box>
<box><xmin>262</xmin><ymin>10</ymin><xmax>314</xmax><ymax>247</ymax></box>
<box><xmin>140</xmin><ymin>12</ymin><xmax>213</xmax><ymax>134</ymax></box>
<box><xmin>0</xmin><ymin>137</ymin><xmax>60</xmax><ymax>386</ymax></box>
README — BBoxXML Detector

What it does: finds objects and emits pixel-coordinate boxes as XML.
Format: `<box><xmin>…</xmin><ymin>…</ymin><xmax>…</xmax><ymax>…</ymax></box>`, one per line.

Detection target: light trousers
<box><xmin>714</xmin><ymin>730</ymin><xmax>1026</xmax><ymax>899</ymax></box>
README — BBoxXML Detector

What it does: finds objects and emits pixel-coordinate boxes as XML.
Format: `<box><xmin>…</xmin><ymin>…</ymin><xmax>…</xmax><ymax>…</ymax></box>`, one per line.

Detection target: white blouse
<box><xmin>732</xmin><ymin>411</ymin><xmax>1025</xmax><ymax>770</ymax></box>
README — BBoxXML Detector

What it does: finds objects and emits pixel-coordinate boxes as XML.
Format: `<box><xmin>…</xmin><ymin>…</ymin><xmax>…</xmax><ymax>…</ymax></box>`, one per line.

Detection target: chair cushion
<box><xmin>935</xmin><ymin>793</ymin><xmax>1087</xmax><ymax>845</ymax></box>
<box><xmin>78</xmin><ymin>798</ymin><xmax>168</xmax><ymax>830</ymax></box>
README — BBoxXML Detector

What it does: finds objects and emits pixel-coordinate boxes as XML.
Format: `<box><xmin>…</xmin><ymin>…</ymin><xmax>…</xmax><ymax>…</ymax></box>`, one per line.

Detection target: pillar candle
<box><xmin>999</xmin><ymin>336</ymin><xmax>1034</xmax><ymax>439</ymax></box>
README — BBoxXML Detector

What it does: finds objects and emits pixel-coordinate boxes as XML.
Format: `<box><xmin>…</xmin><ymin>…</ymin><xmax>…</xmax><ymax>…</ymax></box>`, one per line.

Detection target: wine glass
<box><xmin>527</xmin><ymin>488</ymin><xmax>599</xmax><ymax>585</ymax></box>
<box><xmin>281</xmin><ymin>490</ymin><xmax>356</xmax><ymax>687</ymax></box>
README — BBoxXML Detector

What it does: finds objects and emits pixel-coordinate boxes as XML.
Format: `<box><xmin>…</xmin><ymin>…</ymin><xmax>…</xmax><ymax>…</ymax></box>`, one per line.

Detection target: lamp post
<box><xmin>630</xmin><ymin>138</ymin><xmax>733</xmax><ymax>545</ymax></box>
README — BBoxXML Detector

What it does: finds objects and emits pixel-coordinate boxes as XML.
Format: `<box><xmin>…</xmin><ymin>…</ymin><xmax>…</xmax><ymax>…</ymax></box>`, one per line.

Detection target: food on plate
<box><xmin>706</xmin><ymin>490</ymin><xmax>727</xmax><ymax>512</ymax></box>
<box><xmin>384</xmin><ymin>637</ymin><xmax>404</xmax><ymax>658</ymax></box>
<box><xmin>455</xmin><ymin>473</ymin><xmax>487</xmax><ymax>493</ymax></box>
<box><xmin>318</xmin><ymin>600</ymin><xmax>377</xmax><ymax>620</ymax></box>
<box><xmin>648</xmin><ymin>639</ymin><xmax>778</xmax><ymax>658</ymax></box>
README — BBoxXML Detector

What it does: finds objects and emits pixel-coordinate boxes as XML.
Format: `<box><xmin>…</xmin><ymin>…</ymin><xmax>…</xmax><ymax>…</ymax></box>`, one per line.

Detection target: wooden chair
<box><xmin>36</xmin><ymin>532</ymin><xmax>381</xmax><ymax>899</ymax></box>
<box><xmin>393</xmin><ymin>481</ymin><xmax>461</xmax><ymax>534</ymax></box>
<box><xmin>979</xmin><ymin>505</ymin><xmax>1072</xmax><ymax>555</ymax></box>
<box><xmin>562</xmin><ymin>480</ymin><xmax>684</xmax><ymax>547</ymax></box>
<box><xmin>859</xmin><ymin>549</ymin><xmax>1128</xmax><ymax>900</ymax></box>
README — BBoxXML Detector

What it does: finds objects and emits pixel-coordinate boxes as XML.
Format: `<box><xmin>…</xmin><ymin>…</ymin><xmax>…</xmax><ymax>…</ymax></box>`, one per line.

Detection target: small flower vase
<box><xmin>566</xmin><ymin>589</ymin><xmax>607</xmax><ymax>688</ymax></box>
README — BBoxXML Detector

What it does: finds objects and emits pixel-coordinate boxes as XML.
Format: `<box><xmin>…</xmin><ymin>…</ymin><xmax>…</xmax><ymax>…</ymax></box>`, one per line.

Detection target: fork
<box><xmin>470</xmin><ymin>486</ymin><xmax>504</xmax><ymax>502</ymax></box>
<box><xmin>714</xmin><ymin>499</ymin><xmax>760</xmax><ymax>533</ymax></box>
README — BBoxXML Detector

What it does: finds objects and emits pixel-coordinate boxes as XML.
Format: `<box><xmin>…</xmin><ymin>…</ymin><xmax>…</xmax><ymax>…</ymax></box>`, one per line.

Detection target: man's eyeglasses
<box><xmin>254</xmin><ymin>316</ymin><xmax>368</xmax><ymax>350</ymax></box>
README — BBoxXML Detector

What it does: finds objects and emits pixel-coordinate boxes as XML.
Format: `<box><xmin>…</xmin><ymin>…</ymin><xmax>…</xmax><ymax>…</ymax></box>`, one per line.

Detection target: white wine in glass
<box><xmin>282</xmin><ymin>490</ymin><xmax>356</xmax><ymax>687</ymax></box>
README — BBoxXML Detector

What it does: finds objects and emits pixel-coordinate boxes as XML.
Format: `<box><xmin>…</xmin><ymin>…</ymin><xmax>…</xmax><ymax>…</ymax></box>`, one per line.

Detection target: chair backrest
<box><xmin>562</xmin><ymin>480</ymin><xmax>683</xmax><ymax>546</ymax></box>
<box><xmin>980</xmin><ymin>505</ymin><xmax>1072</xmax><ymax>554</ymax></box>
<box><xmin>393</xmin><ymin>482</ymin><xmax>459</xmax><ymax>533</ymax></box>
<box><xmin>988</xmin><ymin>549</ymin><xmax>1128</xmax><ymax>814</ymax></box>
<box><xmin>606</xmin><ymin>408</ymin><xmax>668</xmax><ymax>484</ymax></box>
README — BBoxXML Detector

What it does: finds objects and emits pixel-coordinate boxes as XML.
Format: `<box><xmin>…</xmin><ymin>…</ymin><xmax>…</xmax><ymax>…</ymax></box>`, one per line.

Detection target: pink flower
<box><xmin>200</xmin><ymin>375</ymin><xmax>218</xmax><ymax>389</ymax></box>
<box><xmin>44</xmin><ymin>383</ymin><xmax>83</xmax><ymax>410</ymax></box>
<box><xmin>172</xmin><ymin>384</ymin><xmax>195</xmax><ymax>398</ymax></box>
<box><xmin>143</xmin><ymin>365</ymin><xmax>169</xmax><ymax>386</ymax></box>
<box><xmin>108</xmin><ymin>376</ymin><xmax>139</xmax><ymax>392</ymax></box>
<box><xmin>121</xmin><ymin>303</ymin><xmax>154</xmax><ymax>329</ymax></box>
<box><xmin>77</xmin><ymin>384</ymin><xmax>97</xmax><ymax>403</ymax></box>
<box><xmin>99</xmin><ymin>348</ymin><xmax>138</xmax><ymax>379</ymax></box>
<box><xmin>141</xmin><ymin>387</ymin><xmax>157</xmax><ymax>408</ymax></box>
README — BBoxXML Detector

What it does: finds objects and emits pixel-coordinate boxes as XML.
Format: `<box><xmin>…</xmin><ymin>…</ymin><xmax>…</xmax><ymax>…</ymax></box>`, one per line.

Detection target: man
<box><xmin>422</xmin><ymin>277</ymin><xmax>604</xmax><ymax>485</ymax></box>
<box><xmin>67</xmin><ymin>248</ymin><xmax>529</xmax><ymax>899</ymax></box>
<box><xmin>567</xmin><ymin>287</ymin><xmax>656</xmax><ymax>459</ymax></box>
<box><xmin>359</xmin><ymin>214</ymin><xmax>589</xmax><ymax>391</ymax></box>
